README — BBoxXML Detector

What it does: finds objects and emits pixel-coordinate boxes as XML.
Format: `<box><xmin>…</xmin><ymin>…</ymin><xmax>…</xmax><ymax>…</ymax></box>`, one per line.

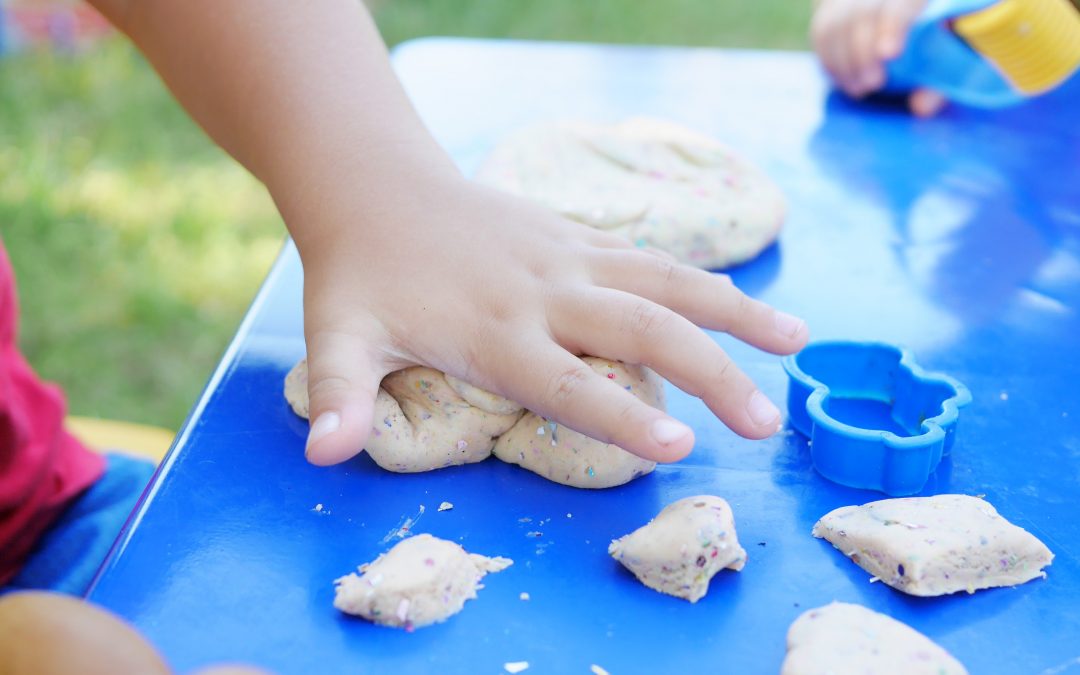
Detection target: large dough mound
<box><xmin>782</xmin><ymin>602</ymin><xmax>968</xmax><ymax>675</ymax></box>
<box><xmin>475</xmin><ymin>117</ymin><xmax>786</xmax><ymax>270</ymax></box>
<box><xmin>813</xmin><ymin>494</ymin><xmax>1054</xmax><ymax>596</ymax></box>
<box><xmin>608</xmin><ymin>495</ymin><xmax>746</xmax><ymax>602</ymax></box>
<box><xmin>284</xmin><ymin>357</ymin><xmax>662</xmax><ymax>488</ymax></box>
<box><xmin>333</xmin><ymin>533</ymin><xmax>511</xmax><ymax>629</ymax></box>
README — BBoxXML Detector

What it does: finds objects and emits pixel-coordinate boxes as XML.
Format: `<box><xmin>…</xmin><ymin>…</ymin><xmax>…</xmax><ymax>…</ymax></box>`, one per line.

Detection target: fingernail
<box><xmin>306</xmin><ymin>411</ymin><xmax>341</xmax><ymax>452</ymax></box>
<box><xmin>748</xmin><ymin>391</ymin><xmax>781</xmax><ymax>427</ymax></box>
<box><xmin>650</xmin><ymin>418</ymin><xmax>692</xmax><ymax>445</ymax></box>
<box><xmin>774</xmin><ymin>310</ymin><xmax>805</xmax><ymax>338</ymax></box>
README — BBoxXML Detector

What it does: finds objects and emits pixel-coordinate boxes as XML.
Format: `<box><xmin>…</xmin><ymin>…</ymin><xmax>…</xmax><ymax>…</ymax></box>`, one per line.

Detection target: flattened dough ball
<box><xmin>493</xmin><ymin>358</ymin><xmax>660</xmax><ymax>488</ymax></box>
<box><xmin>782</xmin><ymin>602</ymin><xmax>968</xmax><ymax>675</ymax></box>
<box><xmin>475</xmin><ymin>117</ymin><xmax>786</xmax><ymax>270</ymax></box>
<box><xmin>813</xmin><ymin>494</ymin><xmax>1053</xmax><ymax>596</ymax></box>
<box><xmin>608</xmin><ymin>495</ymin><xmax>747</xmax><ymax>602</ymax></box>
<box><xmin>333</xmin><ymin>534</ymin><xmax>512</xmax><ymax>629</ymax></box>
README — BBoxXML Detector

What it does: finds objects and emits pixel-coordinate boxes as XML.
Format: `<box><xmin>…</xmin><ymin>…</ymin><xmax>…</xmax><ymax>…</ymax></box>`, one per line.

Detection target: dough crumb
<box><xmin>312</xmin><ymin>503</ymin><xmax>323</xmax><ymax>513</ymax></box>
<box><xmin>813</xmin><ymin>494</ymin><xmax>1053</xmax><ymax>596</ymax></box>
<box><xmin>504</xmin><ymin>662</ymin><xmax>529</xmax><ymax>673</ymax></box>
<box><xmin>334</xmin><ymin>534</ymin><xmax>511</xmax><ymax>629</ymax></box>
<box><xmin>590</xmin><ymin>665</ymin><xmax>611</xmax><ymax>675</ymax></box>
<box><xmin>609</xmin><ymin>495</ymin><xmax>746</xmax><ymax>602</ymax></box>
<box><xmin>437</xmin><ymin>501</ymin><xmax>454</xmax><ymax>512</ymax></box>
<box><xmin>519</xmin><ymin>592</ymin><xmax>530</xmax><ymax>601</ymax></box>
<box><xmin>782</xmin><ymin>602</ymin><xmax>967</xmax><ymax>674</ymax></box>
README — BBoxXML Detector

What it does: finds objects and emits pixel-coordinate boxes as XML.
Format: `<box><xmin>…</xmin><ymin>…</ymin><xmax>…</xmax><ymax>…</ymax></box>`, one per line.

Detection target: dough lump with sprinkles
<box><xmin>813</xmin><ymin>494</ymin><xmax>1053</xmax><ymax>596</ymax></box>
<box><xmin>475</xmin><ymin>117</ymin><xmax>786</xmax><ymax>270</ymax></box>
<box><xmin>284</xmin><ymin>356</ymin><xmax>662</xmax><ymax>488</ymax></box>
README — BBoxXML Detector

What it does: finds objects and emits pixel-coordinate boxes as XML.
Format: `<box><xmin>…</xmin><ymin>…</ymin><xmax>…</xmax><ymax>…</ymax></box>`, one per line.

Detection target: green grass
<box><xmin>1</xmin><ymin>1</ymin><xmax>809</xmax><ymax>430</ymax></box>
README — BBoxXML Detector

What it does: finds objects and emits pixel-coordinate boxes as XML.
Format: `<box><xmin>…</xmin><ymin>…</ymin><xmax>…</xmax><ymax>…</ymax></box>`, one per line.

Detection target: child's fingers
<box><xmin>811</xmin><ymin>3</ymin><xmax>850</xmax><ymax>88</ymax></box>
<box><xmin>877</xmin><ymin>0</ymin><xmax>927</xmax><ymax>59</ymax></box>
<box><xmin>851</xmin><ymin>9</ymin><xmax>886</xmax><ymax>94</ymax></box>
<box><xmin>551</xmin><ymin>288</ymin><xmax>784</xmax><ymax>441</ymax></box>
<box><xmin>588</xmin><ymin>250</ymin><xmax>808</xmax><ymax>355</ymax></box>
<box><xmin>813</xmin><ymin>0</ymin><xmax>866</xmax><ymax>96</ymax></box>
<box><xmin>909</xmin><ymin>87</ymin><xmax>947</xmax><ymax>117</ymax></box>
<box><xmin>302</xmin><ymin>329</ymin><xmax>387</xmax><ymax>466</ymax></box>
<box><xmin>489</xmin><ymin>340</ymin><xmax>696</xmax><ymax>463</ymax></box>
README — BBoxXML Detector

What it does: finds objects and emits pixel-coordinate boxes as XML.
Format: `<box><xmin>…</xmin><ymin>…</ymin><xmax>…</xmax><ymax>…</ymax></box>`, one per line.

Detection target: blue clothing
<box><xmin>3</xmin><ymin>453</ymin><xmax>155</xmax><ymax>595</ymax></box>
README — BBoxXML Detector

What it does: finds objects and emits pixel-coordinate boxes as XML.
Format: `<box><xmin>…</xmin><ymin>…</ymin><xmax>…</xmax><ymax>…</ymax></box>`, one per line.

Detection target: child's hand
<box><xmin>91</xmin><ymin>0</ymin><xmax>808</xmax><ymax>468</ymax></box>
<box><xmin>811</xmin><ymin>0</ymin><xmax>948</xmax><ymax>116</ymax></box>
<box><xmin>293</xmin><ymin>172</ymin><xmax>809</xmax><ymax>467</ymax></box>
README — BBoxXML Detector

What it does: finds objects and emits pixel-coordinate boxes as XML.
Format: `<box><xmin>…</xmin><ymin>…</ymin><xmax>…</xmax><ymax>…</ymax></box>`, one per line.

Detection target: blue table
<box><xmin>88</xmin><ymin>39</ymin><xmax>1080</xmax><ymax>674</ymax></box>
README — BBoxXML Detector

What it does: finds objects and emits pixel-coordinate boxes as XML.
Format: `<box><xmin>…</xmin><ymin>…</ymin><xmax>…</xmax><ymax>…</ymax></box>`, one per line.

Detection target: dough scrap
<box><xmin>608</xmin><ymin>495</ymin><xmax>746</xmax><ymax>602</ymax></box>
<box><xmin>284</xmin><ymin>357</ymin><xmax>661</xmax><ymax>488</ymax></box>
<box><xmin>333</xmin><ymin>533</ymin><xmax>511</xmax><ymax>629</ymax></box>
<box><xmin>475</xmin><ymin>117</ymin><xmax>786</xmax><ymax>270</ymax></box>
<box><xmin>493</xmin><ymin>359</ymin><xmax>658</xmax><ymax>488</ymax></box>
<box><xmin>781</xmin><ymin>602</ymin><xmax>968</xmax><ymax>675</ymax></box>
<box><xmin>813</xmin><ymin>494</ymin><xmax>1053</xmax><ymax>596</ymax></box>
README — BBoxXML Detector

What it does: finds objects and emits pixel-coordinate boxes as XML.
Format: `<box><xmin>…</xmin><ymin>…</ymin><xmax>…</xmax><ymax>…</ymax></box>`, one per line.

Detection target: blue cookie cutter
<box><xmin>782</xmin><ymin>341</ymin><xmax>972</xmax><ymax>496</ymax></box>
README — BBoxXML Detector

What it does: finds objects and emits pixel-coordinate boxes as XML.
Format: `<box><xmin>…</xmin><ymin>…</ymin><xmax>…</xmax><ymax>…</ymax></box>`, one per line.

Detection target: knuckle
<box><xmin>652</xmin><ymin>256</ymin><xmax>681</xmax><ymax>285</ymax></box>
<box><xmin>308</xmin><ymin>374</ymin><xmax>354</xmax><ymax>403</ymax></box>
<box><xmin>624</xmin><ymin>302</ymin><xmax>670</xmax><ymax>342</ymax></box>
<box><xmin>544</xmin><ymin>365</ymin><xmax>593</xmax><ymax>407</ymax></box>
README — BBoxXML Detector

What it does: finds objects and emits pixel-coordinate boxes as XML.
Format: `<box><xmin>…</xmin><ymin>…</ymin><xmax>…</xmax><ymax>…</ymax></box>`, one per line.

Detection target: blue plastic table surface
<box><xmin>88</xmin><ymin>39</ymin><xmax>1080</xmax><ymax>674</ymax></box>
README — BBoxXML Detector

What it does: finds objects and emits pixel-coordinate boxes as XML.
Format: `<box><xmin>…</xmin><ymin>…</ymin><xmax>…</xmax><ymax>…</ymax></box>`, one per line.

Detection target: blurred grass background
<box><xmin>1</xmin><ymin>0</ymin><xmax>810</xmax><ymax>430</ymax></box>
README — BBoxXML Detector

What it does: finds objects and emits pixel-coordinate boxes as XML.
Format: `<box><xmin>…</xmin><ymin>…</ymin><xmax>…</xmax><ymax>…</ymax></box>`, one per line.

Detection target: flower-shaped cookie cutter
<box><xmin>782</xmin><ymin>341</ymin><xmax>972</xmax><ymax>496</ymax></box>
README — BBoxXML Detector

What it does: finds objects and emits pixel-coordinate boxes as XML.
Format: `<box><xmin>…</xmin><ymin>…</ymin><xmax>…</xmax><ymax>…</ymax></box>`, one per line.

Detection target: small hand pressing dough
<box><xmin>813</xmin><ymin>494</ymin><xmax>1054</xmax><ymax>596</ymax></box>
<box><xmin>782</xmin><ymin>602</ymin><xmax>968</xmax><ymax>675</ymax></box>
<box><xmin>475</xmin><ymin>117</ymin><xmax>786</xmax><ymax>270</ymax></box>
<box><xmin>608</xmin><ymin>495</ymin><xmax>746</xmax><ymax>602</ymax></box>
<box><xmin>285</xmin><ymin>357</ymin><xmax>662</xmax><ymax>488</ymax></box>
<box><xmin>334</xmin><ymin>534</ymin><xmax>511</xmax><ymax>629</ymax></box>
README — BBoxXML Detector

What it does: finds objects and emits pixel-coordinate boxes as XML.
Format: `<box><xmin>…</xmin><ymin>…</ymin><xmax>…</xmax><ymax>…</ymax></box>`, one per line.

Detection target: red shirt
<box><xmin>0</xmin><ymin>238</ymin><xmax>104</xmax><ymax>584</ymax></box>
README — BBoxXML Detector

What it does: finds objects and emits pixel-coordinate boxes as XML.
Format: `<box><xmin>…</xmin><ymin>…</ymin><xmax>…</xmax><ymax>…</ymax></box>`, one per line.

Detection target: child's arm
<box><xmin>810</xmin><ymin>0</ymin><xmax>947</xmax><ymax>116</ymax></box>
<box><xmin>89</xmin><ymin>0</ymin><xmax>808</xmax><ymax>466</ymax></box>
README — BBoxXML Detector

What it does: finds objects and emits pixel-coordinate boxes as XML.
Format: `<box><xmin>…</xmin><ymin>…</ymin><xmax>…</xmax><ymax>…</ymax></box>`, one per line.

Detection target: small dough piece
<box><xmin>608</xmin><ymin>495</ymin><xmax>746</xmax><ymax>602</ymax></box>
<box><xmin>782</xmin><ymin>602</ymin><xmax>968</xmax><ymax>675</ymax></box>
<box><xmin>333</xmin><ymin>533</ymin><xmax>511</xmax><ymax>629</ymax></box>
<box><xmin>813</xmin><ymin>494</ymin><xmax>1054</xmax><ymax>596</ymax></box>
<box><xmin>284</xmin><ymin>357</ymin><xmax>667</xmax><ymax>488</ymax></box>
<box><xmin>493</xmin><ymin>358</ymin><xmax>659</xmax><ymax>488</ymax></box>
<box><xmin>475</xmin><ymin>117</ymin><xmax>786</xmax><ymax>270</ymax></box>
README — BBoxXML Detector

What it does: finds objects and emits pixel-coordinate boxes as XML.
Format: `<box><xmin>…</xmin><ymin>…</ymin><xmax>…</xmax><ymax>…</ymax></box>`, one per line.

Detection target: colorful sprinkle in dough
<box><xmin>813</xmin><ymin>494</ymin><xmax>1053</xmax><ymax>596</ymax></box>
<box><xmin>284</xmin><ymin>357</ymin><xmax>663</xmax><ymax>488</ymax></box>
<box><xmin>782</xmin><ymin>602</ymin><xmax>968</xmax><ymax>675</ymax></box>
<box><xmin>333</xmin><ymin>534</ymin><xmax>511</xmax><ymax>629</ymax></box>
<box><xmin>475</xmin><ymin>117</ymin><xmax>786</xmax><ymax>270</ymax></box>
<box><xmin>608</xmin><ymin>495</ymin><xmax>746</xmax><ymax>602</ymax></box>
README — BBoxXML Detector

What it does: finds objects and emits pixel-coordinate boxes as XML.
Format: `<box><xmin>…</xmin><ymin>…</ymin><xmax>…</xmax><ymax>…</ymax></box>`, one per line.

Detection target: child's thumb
<box><xmin>302</xmin><ymin>343</ymin><xmax>384</xmax><ymax>466</ymax></box>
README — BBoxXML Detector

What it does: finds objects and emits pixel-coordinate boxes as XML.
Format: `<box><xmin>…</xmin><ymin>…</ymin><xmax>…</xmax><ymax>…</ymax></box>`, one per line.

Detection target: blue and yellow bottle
<box><xmin>885</xmin><ymin>0</ymin><xmax>1080</xmax><ymax>106</ymax></box>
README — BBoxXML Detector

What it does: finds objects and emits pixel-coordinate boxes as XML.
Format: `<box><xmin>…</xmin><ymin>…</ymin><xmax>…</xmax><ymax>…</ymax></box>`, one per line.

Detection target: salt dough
<box><xmin>813</xmin><ymin>494</ymin><xmax>1054</xmax><ymax>596</ymax></box>
<box><xmin>608</xmin><ymin>495</ymin><xmax>746</xmax><ymax>602</ymax></box>
<box><xmin>475</xmin><ymin>117</ymin><xmax>786</xmax><ymax>270</ymax></box>
<box><xmin>333</xmin><ymin>533</ymin><xmax>511</xmax><ymax>629</ymax></box>
<box><xmin>283</xmin><ymin>356</ymin><xmax>661</xmax><ymax>488</ymax></box>
<box><xmin>782</xmin><ymin>602</ymin><xmax>968</xmax><ymax>675</ymax></box>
